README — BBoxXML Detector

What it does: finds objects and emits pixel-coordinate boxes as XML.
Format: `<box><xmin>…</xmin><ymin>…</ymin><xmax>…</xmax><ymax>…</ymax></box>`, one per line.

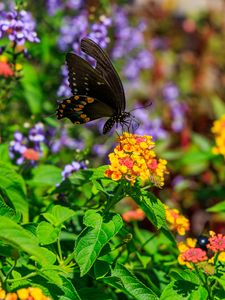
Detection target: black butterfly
<box><xmin>56</xmin><ymin>38</ymin><xmax>137</xmax><ymax>134</ymax></box>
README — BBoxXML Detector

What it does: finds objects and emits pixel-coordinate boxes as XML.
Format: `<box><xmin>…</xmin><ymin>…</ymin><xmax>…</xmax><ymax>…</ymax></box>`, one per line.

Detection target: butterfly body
<box><xmin>56</xmin><ymin>38</ymin><xmax>135</xmax><ymax>134</ymax></box>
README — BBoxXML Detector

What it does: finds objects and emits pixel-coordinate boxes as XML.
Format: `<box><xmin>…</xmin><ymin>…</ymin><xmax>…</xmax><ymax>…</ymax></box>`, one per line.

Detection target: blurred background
<box><xmin>0</xmin><ymin>0</ymin><xmax>225</xmax><ymax>236</ymax></box>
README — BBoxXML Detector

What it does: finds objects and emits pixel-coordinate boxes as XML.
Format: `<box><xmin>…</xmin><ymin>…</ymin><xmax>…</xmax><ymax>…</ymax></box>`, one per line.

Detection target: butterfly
<box><xmin>56</xmin><ymin>38</ymin><xmax>138</xmax><ymax>134</ymax></box>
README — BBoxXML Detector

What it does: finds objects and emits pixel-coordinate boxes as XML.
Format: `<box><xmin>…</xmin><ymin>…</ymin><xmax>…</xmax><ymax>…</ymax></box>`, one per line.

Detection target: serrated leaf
<box><xmin>189</xmin><ymin>286</ymin><xmax>208</xmax><ymax>300</ymax></box>
<box><xmin>170</xmin><ymin>270</ymin><xmax>200</xmax><ymax>284</ymax></box>
<box><xmin>40</xmin><ymin>269</ymin><xmax>63</xmax><ymax>286</ymax></box>
<box><xmin>36</xmin><ymin>221</ymin><xmax>59</xmax><ymax>245</ymax></box>
<box><xmin>90</xmin><ymin>166</ymin><xmax>108</xmax><ymax>180</ymax></box>
<box><xmin>0</xmin><ymin>194</ymin><xmax>19</xmax><ymax>221</ymax></box>
<box><xmin>59</xmin><ymin>277</ymin><xmax>81</xmax><ymax>300</ymax></box>
<box><xmin>111</xmin><ymin>264</ymin><xmax>158</xmax><ymax>300</ymax></box>
<box><xmin>0</xmin><ymin>216</ymin><xmax>56</xmax><ymax>265</ymax></box>
<box><xmin>0</xmin><ymin>161</ymin><xmax>28</xmax><ymax>222</ymax></box>
<box><xmin>131</xmin><ymin>189</ymin><xmax>166</xmax><ymax>229</ymax></box>
<box><xmin>51</xmin><ymin>205</ymin><xmax>76</xmax><ymax>226</ymax></box>
<box><xmin>160</xmin><ymin>280</ymin><xmax>198</xmax><ymax>300</ymax></box>
<box><xmin>74</xmin><ymin>210</ymin><xmax>123</xmax><ymax>276</ymax></box>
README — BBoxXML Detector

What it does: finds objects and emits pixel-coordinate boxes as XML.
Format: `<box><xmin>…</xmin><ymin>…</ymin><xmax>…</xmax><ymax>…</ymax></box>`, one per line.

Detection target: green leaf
<box><xmin>211</xmin><ymin>95</ymin><xmax>225</xmax><ymax>118</ymax></box>
<box><xmin>94</xmin><ymin>260</ymin><xmax>110</xmax><ymax>279</ymax></box>
<box><xmin>59</xmin><ymin>277</ymin><xmax>82</xmax><ymax>300</ymax></box>
<box><xmin>189</xmin><ymin>286</ymin><xmax>208</xmax><ymax>300</ymax></box>
<box><xmin>90</xmin><ymin>166</ymin><xmax>108</xmax><ymax>180</ymax></box>
<box><xmin>131</xmin><ymin>189</ymin><xmax>167</xmax><ymax>229</ymax></box>
<box><xmin>207</xmin><ymin>200</ymin><xmax>225</xmax><ymax>213</ymax></box>
<box><xmin>79</xmin><ymin>288</ymin><xmax>113</xmax><ymax>300</ymax></box>
<box><xmin>43</xmin><ymin>205</ymin><xmax>75</xmax><ymax>226</ymax></box>
<box><xmin>0</xmin><ymin>194</ymin><xmax>19</xmax><ymax>221</ymax></box>
<box><xmin>0</xmin><ymin>161</ymin><xmax>28</xmax><ymax>222</ymax></box>
<box><xmin>21</xmin><ymin>64</ymin><xmax>43</xmax><ymax>114</ymax></box>
<box><xmin>30</xmin><ymin>165</ymin><xmax>62</xmax><ymax>187</ymax></box>
<box><xmin>111</xmin><ymin>263</ymin><xmax>159</xmax><ymax>300</ymax></box>
<box><xmin>74</xmin><ymin>210</ymin><xmax>123</xmax><ymax>276</ymax></box>
<box><xmin>0</xmin><ymin>216</ymin><xmax>56</xmax><ymax>265</ymax></box>
<box><xmin>160</xmin><ymin>280</ymin><xmax>199</xmax><ymax>300</ymax></box>
<box><xmin>170</xmin><ymin>270</ymin><xmax>200</xmax><ymax>284</ymax></box>
<box><xmin>36</xmin><ymin>221</ymin><xmax>59</xmax><ymax>245</ymax></box>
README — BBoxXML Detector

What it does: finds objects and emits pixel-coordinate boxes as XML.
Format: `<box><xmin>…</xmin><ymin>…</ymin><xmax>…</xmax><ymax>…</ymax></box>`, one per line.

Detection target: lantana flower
<box><xmin>211</xmin><ymin>114</ymin><xmax>225</xmax><ymax>158</ymax></box>
<box><xmin>0</xmin><ymin>286</ymin><xmax>51</xmax><ymax>300</ymax></box>
<box><xmin>122</xmin><ymin>208</ymin><xmax>145</xmax><ymax>223</ymax></box>
<box><xmin>105</xmin><ymin>133</ymin><xmax>168</xmax><ymax>186</ymax></box>
<box><xmin>181</xmin><ymin>248</ymin><xmax>207</xmax><ymax>264</ymax></box>
<box><xmin>165</xmin><ymin>205</ymin><xmax>190</xmax><ymax>236</ymax></box>
<box><xmin>207</xmin><ymin>231</ymin><xmax>225</xmax><ymax>253</ymax></box>
<box><xmin>0</xmin><ymin>55</ymin><xmax>14</xmax><ymax>77</ymax></box>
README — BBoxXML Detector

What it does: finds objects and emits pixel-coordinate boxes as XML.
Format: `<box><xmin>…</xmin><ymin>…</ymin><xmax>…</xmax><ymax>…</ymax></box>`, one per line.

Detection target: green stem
<box><xmin>104</xmin><ymin>180</ymin><xmax>127</xmax><ymax>213</ymax></box>
<box><xmin>64</xmin><ymin>253</ymin><xmax>75</xmax><ymax>266</ymax></box>
<box><xmin>4</xmin><ymin>260</ymin><xmax>17</xmax><ymax>283</ymax></box>
<box><xmin>6</xmin><ymin>272</ymin><xmax>37</xmax><ymax>283</ymax></box>
<box><xmin>193</xmin><ymin>264</ymin><xmax>213</xmax><ymax>300</ymax></box>
<box><xmin>57</xmin><ymin>237</ymin><xmax>63</xmax><ymax>262</ymax></box>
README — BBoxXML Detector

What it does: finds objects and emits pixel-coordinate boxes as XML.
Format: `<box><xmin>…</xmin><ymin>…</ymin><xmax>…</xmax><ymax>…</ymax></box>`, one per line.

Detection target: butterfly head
<box><xmin>103</xmin><ymin>112</ymin><xmax>139</xmax><ymax>135</ymax></box>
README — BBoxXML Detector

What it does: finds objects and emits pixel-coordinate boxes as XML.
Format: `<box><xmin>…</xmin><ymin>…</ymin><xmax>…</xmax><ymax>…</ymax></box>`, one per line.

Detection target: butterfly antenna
<box><xmin>129</xmin><ymin>102</ymin><xmax>153</xmax><ymax>113</ymax></box>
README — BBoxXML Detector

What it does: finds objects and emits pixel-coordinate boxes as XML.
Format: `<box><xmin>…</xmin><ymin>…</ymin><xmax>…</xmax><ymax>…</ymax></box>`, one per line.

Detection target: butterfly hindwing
<box><xmin>57</xmin><ymin>95</ymin><xmax>114</xmax><ymax>124</ymax></box>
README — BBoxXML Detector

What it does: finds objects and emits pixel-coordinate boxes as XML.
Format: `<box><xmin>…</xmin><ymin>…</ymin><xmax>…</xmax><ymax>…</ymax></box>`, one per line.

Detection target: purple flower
<box><xmin>57</xmin><ymin>12</ymin><xmax>88</xmax><ymax>52</ymax></box>
<box><xmin>9</xmin><ymin>131</ymin><xmax>27</xmax><ymax>165</ymax></box>
<box><xmin>61</xmin><ymin>160</ymin><xmax>87</xmax><ymax>180</ymax></box>
<box><xmin>50</xmin><ymin>128</ymin><xmax>84</xmax><ymax>153</ymax></box>
<box><xmin>111</xmin><ymin>8</ymin><xmax>145</xmax><ymax>59</ymax></box>
<box><xmin>162</xmin><ymin>83</ymin><xmax>186</xmax><ymax>132</ymax></box>
<box><xmin>123</xmin><ymin>50</ymin><xmax>154</xmax><ymax>80</ymax></box>
<box><xmin>46</xmin><ymin>0</ymin><xmax>83</xmax><ymax>15</ymax></box>
<box><xmin>163</xmin><ymin>83</ymin><xmax>179</xmax><ymax>101</ymax></box>
<box><xmin>46</xmin><ymin>0</ymin><xmax>62</xmax><ymax>16</ymax></box>
<box><xmin>87</xmin><ymin>17</ymin><xmax>111</xmax><ymax>49</ymax></box>
<box><xmin>0</xmin><ymin>10</ymin><xmax>39</xmax><ymax>45</ymax></box>
<box><xmin>57</xmin><ymin>65</ymin><xmax>71</xmax><ymax>97</ymax></box>
<box><xmin>133</xmin><ymin>104</ymin><xmax>167</xmax><ymax>140</ymax></box>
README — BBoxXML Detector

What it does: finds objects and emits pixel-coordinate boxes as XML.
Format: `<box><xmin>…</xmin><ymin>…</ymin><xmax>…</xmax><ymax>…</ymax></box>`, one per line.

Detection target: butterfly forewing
<box><xmin>81</xmin><ymin>38</ymin><xmax>126</xmax><ymax>112</ymax></box>
<box><xmin>66</xmin><ymin>53</ymin><xmax>118</xmax><ymax>111</ymax></box>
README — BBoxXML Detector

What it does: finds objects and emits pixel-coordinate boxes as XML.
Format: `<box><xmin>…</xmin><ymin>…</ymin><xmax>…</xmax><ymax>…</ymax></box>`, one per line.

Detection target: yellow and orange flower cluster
<box><xmin>165</xmin><ymin>205</ymin><xmax>190</xmax><ymax>236</ymax></box>
<box><xmin>0</xmin><ymin>286</ymin><xmax>51</xmax><ymax>300</ymax></box>
<box><xmin>105</xmin><ymin>133</ymin><xmax>168</xmax><ymax>186</ymax></box>
<box><xmin>211</xmin><ymin>114</ymin><xmax>225</xmax><ymax>158</ymax></box>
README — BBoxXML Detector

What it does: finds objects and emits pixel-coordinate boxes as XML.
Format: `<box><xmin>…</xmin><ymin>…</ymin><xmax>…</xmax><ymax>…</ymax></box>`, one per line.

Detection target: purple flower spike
<box><xmin>0</xmin><ymin>9</ymin><xmax>39</xmax><ymax>46</ymax></box>
<box><xmin>61</xmin><ymin>160</ymin><xmax>87</xmax><ymax>181</ymax></box>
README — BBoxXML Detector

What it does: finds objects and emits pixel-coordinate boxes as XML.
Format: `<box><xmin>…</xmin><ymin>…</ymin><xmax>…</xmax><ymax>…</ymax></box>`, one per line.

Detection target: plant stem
<box><xmin>6</xmin><ymin>272</ymin><xmax>37</xmax><ymax>283</ymax></box>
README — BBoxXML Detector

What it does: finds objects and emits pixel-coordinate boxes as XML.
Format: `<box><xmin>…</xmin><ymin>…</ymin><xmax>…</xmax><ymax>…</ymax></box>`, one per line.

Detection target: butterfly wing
<box><xmin>57</xmin><ymin>53</ymin><xmax>117</xmax><ymax>124</ymax></box>
<box><xmin>80</xmin><ymin>38</ymin><xmax>126</xmax><ymax>113</ymax></box>
<box><xmin>66</xmin><ymin>52</ymin><xmax>118</xmax><ymax>111</ymax></box>
<box><xmin>57</xmin><ymin>95</ymin><xmax>115</xmax><ymax>124</ymax></box>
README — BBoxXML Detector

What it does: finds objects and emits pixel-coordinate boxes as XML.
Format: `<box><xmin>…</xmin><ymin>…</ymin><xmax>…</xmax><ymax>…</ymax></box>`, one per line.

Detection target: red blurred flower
<box><xmin>0</xmin><ymin>61</ymin><xmax>14</xmax><ymax>77</ymax></box>
<box><xmin>122</xmin><ymin>208</ymin><xmax>145</xmax><ymax>223</ymax></box>
<box><xmin>23</xmin><ymin>148</ymin><xmax>39</xmax><ymax>161</ymax></box>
